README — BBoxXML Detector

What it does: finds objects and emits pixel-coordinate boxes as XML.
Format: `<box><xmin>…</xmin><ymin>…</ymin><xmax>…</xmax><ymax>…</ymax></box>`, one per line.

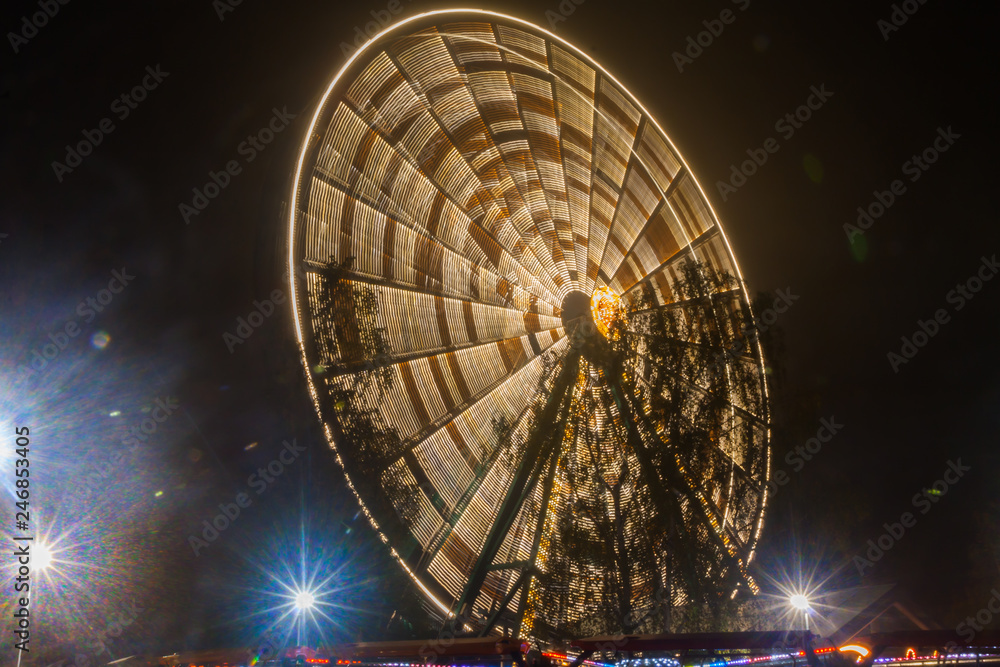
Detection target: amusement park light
<box><xmin>295</xmin><ymin>590</ymin><xmax>316</xmax><ymax>611</ymax></box>
<box><xmin>33</xmin><ymin>542</ymin><xmax>53</xmax><ymax>571</ymax></box>
<box><xmin>788</xmin><ymin>592</ymin><xmax>813</xmax><ymax>631</ymax></box>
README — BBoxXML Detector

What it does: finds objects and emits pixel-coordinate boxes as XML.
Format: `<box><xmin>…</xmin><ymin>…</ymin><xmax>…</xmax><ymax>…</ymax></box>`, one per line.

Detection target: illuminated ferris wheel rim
<box><xmin>287</xmin><ymin>7</ymin><xmax>772</xmax><ymax>626</ymax></box>
<box><xmin>287</xmin><ymin>8</ymin><xmax>763</xmax><ymax>337</ymax></box>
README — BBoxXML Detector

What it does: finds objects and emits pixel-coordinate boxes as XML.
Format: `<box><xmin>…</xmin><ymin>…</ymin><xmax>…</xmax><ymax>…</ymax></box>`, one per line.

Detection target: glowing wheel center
<box><xmin>590</xmin><ymin>287</ymin><xmax>624</xmax><ymax>340</ymax></box>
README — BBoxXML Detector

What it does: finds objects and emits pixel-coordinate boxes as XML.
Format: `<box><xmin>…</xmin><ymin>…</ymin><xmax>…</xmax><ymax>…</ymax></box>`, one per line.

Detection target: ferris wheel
<box><xmin>287</xmin><ymin>10</ymin><xmax>770</xmax><ymax>640</ymax></box>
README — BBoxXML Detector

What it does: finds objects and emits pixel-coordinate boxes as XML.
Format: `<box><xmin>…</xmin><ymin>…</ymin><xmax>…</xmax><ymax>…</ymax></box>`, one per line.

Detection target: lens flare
<box><xmin>91</xmin><ymin>330</ymin><xmax>111</xmax><ymax>349</ymax></box>
<box><xmin>33</xmin><ymin>541</ymin><xmax>53</xmax><ymax>571</ymax></box>
<box><xmin>295</xmin><ymin>590</ymin><xmax>316</xmax><ymax>611</ymax></box>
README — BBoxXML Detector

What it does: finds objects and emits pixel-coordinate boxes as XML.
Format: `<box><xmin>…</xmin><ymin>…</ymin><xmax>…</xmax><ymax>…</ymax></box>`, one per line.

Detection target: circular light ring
<box><xmin>288</xmin><ymin>9</ymin><xmax>771</xmax><ymax>635</ymax></box>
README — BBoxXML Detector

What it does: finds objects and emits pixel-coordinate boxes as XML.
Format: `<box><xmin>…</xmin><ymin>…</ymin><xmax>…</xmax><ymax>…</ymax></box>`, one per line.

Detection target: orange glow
<box><xmin>839</xmin><ymin>645</ymin><xmax>871</xmax><ymax>658</ymax></box>
<box><xmin>591</xmin><ymin>287</ymin><xmax>624</xmax><ymax>339</ymax></box>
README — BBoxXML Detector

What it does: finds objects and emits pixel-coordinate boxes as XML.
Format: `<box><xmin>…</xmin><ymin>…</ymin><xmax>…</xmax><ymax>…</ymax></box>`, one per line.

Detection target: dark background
<box><xmin>1</xmin><ymin>0</ymin><xmax>997</xmax><ymax>661</ymax></box>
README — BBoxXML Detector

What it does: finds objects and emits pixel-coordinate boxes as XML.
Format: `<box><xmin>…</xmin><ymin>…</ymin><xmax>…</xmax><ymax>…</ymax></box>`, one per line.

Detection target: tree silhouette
<box><xmin>539</xmin><ymin>256</ymin><xmax>772</xmax><ymax>637</ymax></box>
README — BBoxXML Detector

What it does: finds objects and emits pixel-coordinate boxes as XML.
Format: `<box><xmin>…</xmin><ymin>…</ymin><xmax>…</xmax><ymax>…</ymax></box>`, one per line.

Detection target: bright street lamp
<box><xmin>33</xmin><ymin>542</ymin><xmax>53</xmax><ymax>571</ymax></box>
<box><xmin>294</xmin><ymin>590</ymin><xmax>315</xmax><ymax>612</ymax></box>
<box><xmin>789</xmin><ymin>593</ymin><xmax>811</xmax><ymax>630</ymax></box>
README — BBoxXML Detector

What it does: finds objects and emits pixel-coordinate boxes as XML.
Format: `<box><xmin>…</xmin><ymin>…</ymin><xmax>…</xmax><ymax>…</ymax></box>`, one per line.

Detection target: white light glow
<box><xmin>790</xmin><ymin>593</ymin><xmax>810</xmax><ymax>610</ymax></box>
<box><xmin>295</xmin><ymin>590</ymin><xmax>315</xmax><ymax>611</ymax></box>
<box><xmin>33</xmin><ymin>542</ymin><xmax>53</xmax><ymax>571</ymax></box>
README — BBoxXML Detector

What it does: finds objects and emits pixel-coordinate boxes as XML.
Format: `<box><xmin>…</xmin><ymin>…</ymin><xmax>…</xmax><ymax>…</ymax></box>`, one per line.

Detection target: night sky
<box><xmin>1</xmin><ymin>0</ymin><xmax>998</xmax><ymax>661</ymax></box>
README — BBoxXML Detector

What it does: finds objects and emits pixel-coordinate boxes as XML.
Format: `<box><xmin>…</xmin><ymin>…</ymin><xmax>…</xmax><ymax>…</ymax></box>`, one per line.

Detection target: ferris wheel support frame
<box><xmin>617</xmin><ymin>381</ymin><xmax>756</xmax><ymax>594</ymax></box>
<box><xmin>509</xmin><ymin>448</ymin><xmax>562</xmax><ymax>635</ymax></box>
<box><xmin>446</xmin><ymin>349</ymin><xmax>581</xmax><ymax>635</ymax></box>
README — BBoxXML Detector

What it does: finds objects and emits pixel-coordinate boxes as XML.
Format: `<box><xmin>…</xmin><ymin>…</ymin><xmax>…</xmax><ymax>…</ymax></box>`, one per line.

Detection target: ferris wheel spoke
<box><xmin>601</xmin><ymin>377</ymin><xmax>710</xmax><ymax>603</ymax></box>
<box><xmin>447</xmin><ymin>351</ymin><xmax>579</xmax><ymax>627</ymax></box>
<box><xmin>305</xmin><ymin>262</ymin><xmax>561</xmax><ymax>335</ymax></box>
<box><xmin>710</xmin><ymin>442</ymin><xmax>765</xmax><ymax>496</ymax></box>
<box><xmin>625</xmin><ymin>287</ymin><xmax>744</xmax><ymax>321</ymax></box>
<box><xmin>583</xmin><ymin>74</ymin><xmax>652</xmax><ymax>296</ymax></box>
<box><xmin>544</xmin><ymin>37</ymin><xmax>588</xmax><ymax>291</ymax></box>
<box><xmin>306</xmin><ymin>281</ymin><xmax>564</xmax><ymax>375</ymax></box>
<box><xmin>576</xmin><ymin>70</ymin><xmax>604</xmax><ymax>295</ymax></box>
<box><xmin>627</xmin><ymin>290</ymin><xmax>746</xmax><ymax>345</ymax></box>
<box><xmin>297</xmin><ymin>179</ymin><xmax>562</xmax><ymax>314</ymax></box>
<box><xmin>378</xmin><ymin>336</ymin><xmax>568</xmax><ymax>474</ymax></box>
<box><xmin>624</xmin><ymin>359</ymin><xmax>763</xmax><ymax>490</ymax></box>
<box><xmin>614</xmin><ymin>378</ymin><xmax>757</xmax><ymax>591</ymax></box>
<box><xmin>437</xmin><ymin>30</ymin><xmax>575</xmax><ymax>292</ymax></box>
<box><xmin>306</xmin><ymin>137</ymin><xmax>563</xmax><ymax>311</ymax></box>
<box><xmin>616</xmin><ymin>227</ymin><xmax>715</xmax><ymax>303</ymax></box>
<box><xmin>313</xmin><ymin>331</ymin><xmax>552</xmax><ymax>383</ymax></box>
<box><xmin>592</xmin><ymin>124</ymin><xmax>649</xmax><ymax>288</ymax></box>
<box><xmin>624</xmin><ymin>328</ymin><xmax>758</xmax><ymax>366</ymax></box>
<box><xmin>719</xmin><ymin>472</ymin><xmax>764</xmax><ymax>538</ymax></box>
<box><xmin>509</xmin><ymin>445</ymin><xmax>562</xmax><ymax>632</ymax></box>
<box><xmin>415</xmin><ymin>342</ymin><xmax>571</xmax><ymax>573</ymax></box>
<box><xmin>623</xmin><ymin>364</ymin><xmax>766</xmax><ymax>503</ymax></box>
<box><xmin>377</xmin><ymin>43</ymin><xmax>568</xmax><ymax>307</ymax></box>
<box><xmin>598</xmin><ymin>163</ymin><xmax>691</xmax><ymax>294</ymax></box>
<box><xmin>625</xmin><ymin>353</ymin><xmax>767</xmax><ymax>431</ymax></box>
<box><xmin>638</xmin><ymin>396</ymin><xmax>750</xmax><ymax>489</ymax></box>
